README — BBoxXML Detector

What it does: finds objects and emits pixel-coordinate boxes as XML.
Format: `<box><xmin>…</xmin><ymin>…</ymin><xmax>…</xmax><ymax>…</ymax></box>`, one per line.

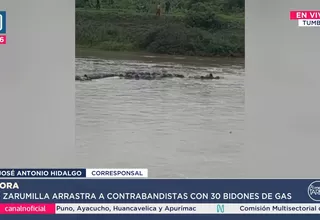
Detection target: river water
<box><xmin>75</xmin><ymin>50</ymin><xmax>244</xmax><ymax>178</ymax></box>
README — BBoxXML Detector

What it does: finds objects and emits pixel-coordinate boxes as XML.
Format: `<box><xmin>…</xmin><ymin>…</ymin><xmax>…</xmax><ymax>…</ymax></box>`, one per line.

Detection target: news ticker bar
<box><xmin>1</xmin><ymin>179</ymin><xmax>320</xmax><ymax>205</ymax></box>
<box><xmin>1</xmin><ymin>203</ymin><xmax>320</xmax><ymax>215</ymax></box>
<box><xmin>0</xmin><ymin>169</ymin><xmax>148</xmax><ymax>178</ymax></box>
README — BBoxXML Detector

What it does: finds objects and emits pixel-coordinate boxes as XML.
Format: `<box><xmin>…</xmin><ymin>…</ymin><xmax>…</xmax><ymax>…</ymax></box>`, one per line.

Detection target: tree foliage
<box><xmin>76</xmin><ymin>0</ymin><xmax>244</xmax><ymax>56</ymax></box>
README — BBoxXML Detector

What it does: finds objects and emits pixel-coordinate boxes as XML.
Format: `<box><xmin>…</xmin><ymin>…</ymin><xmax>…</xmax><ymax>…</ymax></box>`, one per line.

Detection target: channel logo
<box><xmin>216</xmin><ymin>204</ymin><xmax>224</xmax><ymax>213</ymax></box>
<box><xmin>290</xmin><ymin>10</ymin><xmax>320</xmax><ymax>27</ymax></box>
<box><xmin>307</xmin><ymin>181</ymin><xmax>320</xmax><ymax>201</ymax></box>
<box><xmin>0</xmin><ymin>11</ymin><xmax>6</xmax><ymax>33</ymax></box>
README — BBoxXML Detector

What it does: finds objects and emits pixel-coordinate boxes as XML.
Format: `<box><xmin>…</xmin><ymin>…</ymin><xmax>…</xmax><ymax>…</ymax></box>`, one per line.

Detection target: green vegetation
<box><xmin>76</xmin><ymin>0</ymin><xmax>244</xmax><ymax>57</ymax></box>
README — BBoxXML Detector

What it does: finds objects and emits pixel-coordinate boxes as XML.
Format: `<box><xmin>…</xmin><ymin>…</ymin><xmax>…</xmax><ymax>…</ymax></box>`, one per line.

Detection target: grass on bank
<box><xmin>76</xmin><ymin>8</ymin><xmax>244</xmax><ymax>57</ymax></box>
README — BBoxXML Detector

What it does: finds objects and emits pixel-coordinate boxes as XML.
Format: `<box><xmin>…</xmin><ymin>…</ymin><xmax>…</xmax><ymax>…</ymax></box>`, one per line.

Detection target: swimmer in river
<box><xmin>79</xmin><ymin>74</ymin><xmax>91</xmax><ymax>81</ymax></box>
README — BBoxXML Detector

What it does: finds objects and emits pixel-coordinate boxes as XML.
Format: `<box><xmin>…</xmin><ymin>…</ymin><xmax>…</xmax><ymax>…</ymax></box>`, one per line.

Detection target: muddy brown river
<box><xmin>75</xmin><ymin>49</ymin><xmax>244</xmax><ymax>178</ymax></box>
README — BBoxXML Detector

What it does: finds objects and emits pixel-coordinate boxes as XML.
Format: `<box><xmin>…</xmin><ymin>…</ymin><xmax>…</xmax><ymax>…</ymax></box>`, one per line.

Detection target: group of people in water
<box><xmin>76</xmin><ymin>72</ymin><xmax>221</xmax><ymax>81</ymax></box>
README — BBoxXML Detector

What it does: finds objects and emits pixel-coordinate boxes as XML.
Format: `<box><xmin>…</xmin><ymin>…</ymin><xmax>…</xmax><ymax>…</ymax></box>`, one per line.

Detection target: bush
<box><xmin>222</xmin><ymin>0</ymin><xmax>245</xmax><ymax>13</ymax></box>
<box><xmin>141</xmin><ymin>24</ymin><xmax>196</xmax><ymax>54</ymax></box>
<box><xmin>137</xmin><ymin>23</ymin><xmax>244</xmax><ymax>56</ymax></box>
<box><xmin>185</xmin><ymin>3</ymin><xmax>221</xmax><ymax>29</ymax></box>
<box><xmin>75</xmin><ymin>7</ymin><xmax>244</xmax><ymax>57</ymax></box>
<box><xmin>76</xmin><ymin>0</ymin><xmax>84</xmax><ymax>8</ymax></box>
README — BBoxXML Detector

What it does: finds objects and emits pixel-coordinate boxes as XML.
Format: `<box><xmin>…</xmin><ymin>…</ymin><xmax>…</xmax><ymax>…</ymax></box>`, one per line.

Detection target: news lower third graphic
<box><xmin>0</xmin><ymin>11</ymin><xmax>6</xmax><ymax>44</ymax></box>
<box><xmin>290</xmin><ymin>10</ymin><xmax>320</xmax><ymax>27</ymax></box>
<box><xmin>0</xmin><ymin>168</ymin><xmax>148</xmax><ymax>178</ymax></box>
<box><xmin>0</xmin><ymin>170</ymin><xmax>320</xmax><ymax>217</ymax></box>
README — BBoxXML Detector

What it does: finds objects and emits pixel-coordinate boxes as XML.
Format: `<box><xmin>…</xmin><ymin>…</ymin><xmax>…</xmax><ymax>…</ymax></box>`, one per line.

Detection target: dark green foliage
<box><xmin>76</xmin><ymin>0</ymin><xmax>83</xmax><ymax>8</ymax></box>
<box><xmin>222</xmin><ymin>0</ymin><xmax>244</xmax><ymax>12</ymax></box>
<box><xmin>138</xmin><ymin>24</ymin><xmax>243</xmax><ymax>56</ymax></box>
<box><xmin>185</xmin><ymin>2</ymin><xmax>221</xmax><ymax>29</ymax></box>
<box><xmin>76</xmin><ymin>0</ymin><xmax>244</xmax><ymax>57</ymax></box>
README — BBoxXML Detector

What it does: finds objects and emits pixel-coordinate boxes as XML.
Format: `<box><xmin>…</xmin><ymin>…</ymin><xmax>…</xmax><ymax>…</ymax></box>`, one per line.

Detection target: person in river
<box><xmin>79</xmin><ymin>74</ymin><xmax>90</xmax><ymax>81</ymax></box>
<box><xmin>165</xmin><ymin>1</ymin><xmax>170</xmax><ymax>13</ymax></box>
<box><xmin>199</xmin><ymin>73</ymin><xmax>214</xmax><ymax>80</ymax></box>
<box><xmin>156</xmin><ymin>3</ymin><xmax>161</xmax><ymax>16</ymax></box>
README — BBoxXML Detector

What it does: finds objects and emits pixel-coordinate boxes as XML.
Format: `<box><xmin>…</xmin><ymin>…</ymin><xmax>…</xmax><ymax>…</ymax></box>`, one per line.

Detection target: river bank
<box><xmin>76</xmin><ymin>48</ymin><xmax>244</xmax><ymax>64</ymax></box>
<box><xmin>76</xmin><ymin>8</ymin><xmax>244</xmax><ymax>57</ymax></box>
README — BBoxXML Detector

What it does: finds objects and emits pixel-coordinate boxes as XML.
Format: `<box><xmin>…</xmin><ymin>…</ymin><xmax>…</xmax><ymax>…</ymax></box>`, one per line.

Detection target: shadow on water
<box><xmin>75</xmin><ymin>49</ymin><xmax>245</xmax><ymax>178</ymax></box>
